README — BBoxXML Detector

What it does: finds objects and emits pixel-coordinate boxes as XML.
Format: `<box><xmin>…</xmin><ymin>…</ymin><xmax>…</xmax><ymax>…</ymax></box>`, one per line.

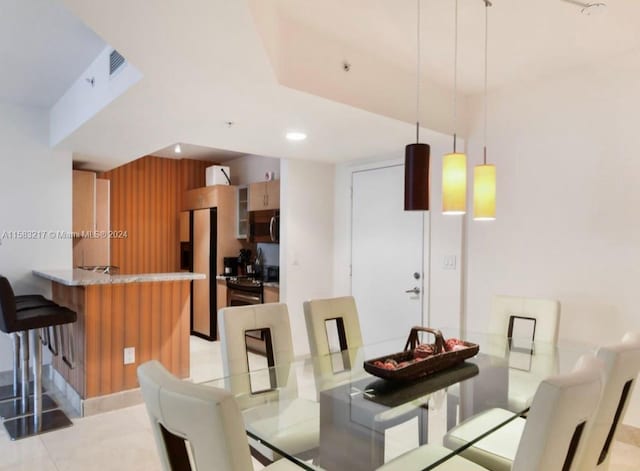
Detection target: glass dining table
<box><xmin>198</xmin><ymin>328</ymin><xmax>594</xmax><ymax>470</ymax></box>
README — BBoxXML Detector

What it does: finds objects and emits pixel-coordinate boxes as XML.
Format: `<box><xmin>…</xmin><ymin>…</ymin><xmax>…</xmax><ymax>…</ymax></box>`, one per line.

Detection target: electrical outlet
<box><xmin>124</xmin><ymin>347</ymin><xmax>135</xmax><ymax>365</ymax></box>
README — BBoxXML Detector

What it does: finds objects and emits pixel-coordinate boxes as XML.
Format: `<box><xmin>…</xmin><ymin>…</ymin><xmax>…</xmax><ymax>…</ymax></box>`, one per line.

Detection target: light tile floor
<box><xmin>0</xmin><ymin>336</ymin><xmax>638</xmax><ymax>470</ymax></box>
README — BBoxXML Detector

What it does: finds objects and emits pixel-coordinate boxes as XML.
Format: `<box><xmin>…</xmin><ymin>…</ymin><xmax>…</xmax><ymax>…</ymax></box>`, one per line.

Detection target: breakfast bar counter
<box><xmin>33</xmin><ymin>269</ymin><xmax>205</xmax><ymax>411</ymax></box>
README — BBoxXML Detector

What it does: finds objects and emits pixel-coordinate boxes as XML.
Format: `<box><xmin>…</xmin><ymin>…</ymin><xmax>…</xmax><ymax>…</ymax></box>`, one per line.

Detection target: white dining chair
<box><xmin>218</xmin><ymin>303</ymin><xmax>319</xmax><ymax>463</ymax></box>
<box><xmin>303</xmin><ymin>296</ymin><xmax>363</xmax><ymax>356</ymax></box>
<box><xmin>437</xmin><ymin>353</ymin><xmax>603</xmax><ymax>471</ymax></box>
<box><xmin>380</xmin><ymin>354</ymin><xmax>603</xmax><ymax>471</ymax></box>
<box><xmin>489</xmin><ymin>295</ymin><xmax>561</xmax><ymax>412</ymax></box>
<box><xmin>490</xmin><ymin>295</ymin><xmax>560</xmax><ymax>345</ymax></box>
<box><xmin>137</xmin><ymin>360</ymin><xmax>300</xmax><ymax>471</ymax></box>
<box><xmin>302</xmin><ymin>296</ymin><xmax>370</xmax><ymax>393</ymax></box>
<box><xmin>577</xmin><ymin>331</ymin><xmax>640</xmax><ymax>470</ymax></box>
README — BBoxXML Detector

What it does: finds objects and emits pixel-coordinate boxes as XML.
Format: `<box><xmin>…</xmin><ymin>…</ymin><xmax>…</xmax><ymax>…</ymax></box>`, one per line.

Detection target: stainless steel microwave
<box><xmin>249</xmin><ymin>210</ymin><xmax>279</xmax><ymax>243</ymax></box>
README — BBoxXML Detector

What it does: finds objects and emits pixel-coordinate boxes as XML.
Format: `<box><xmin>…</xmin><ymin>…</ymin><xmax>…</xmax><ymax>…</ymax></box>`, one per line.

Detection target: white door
<box><xmin>351</xmin><ymin>165</ymin><xmax>425</xmax><ymax>345</ymax></box>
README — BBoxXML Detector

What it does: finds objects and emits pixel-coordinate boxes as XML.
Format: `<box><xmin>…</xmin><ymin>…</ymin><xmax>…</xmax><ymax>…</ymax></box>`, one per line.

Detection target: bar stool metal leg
<box><xmin>3</xmin><ymin>329</ymin><xmax>73</xmax><ymax>440</ymax></box>
<box><xmin>0</xmin><ymin>334</ymin><xmax>21</xmax><ymax>400</ymax></box>
<box><xmin>31</xmin><ymin>329</ymin><xmax>42</xmax><ymax>432</ymax></box>
<box><xmin>11</xmin><ymin>333</ymin><xmax>19</xmax><ymax>397</ymax></box>
<box><xmin>20</xmin><ymin>331</ymin><xmax>29</xmax><ymax>415</ymax></box>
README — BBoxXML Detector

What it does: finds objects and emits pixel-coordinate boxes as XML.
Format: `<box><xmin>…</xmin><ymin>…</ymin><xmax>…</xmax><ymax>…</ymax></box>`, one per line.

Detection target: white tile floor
<box><xmin>0</xmin><ymin>336</ymin><xmax>638</xmax><ymax>471</ymax></box>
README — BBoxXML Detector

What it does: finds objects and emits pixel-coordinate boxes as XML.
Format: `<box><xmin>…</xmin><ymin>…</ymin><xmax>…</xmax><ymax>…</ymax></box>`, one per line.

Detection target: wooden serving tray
<box><xmin>364</xmin><ymin>361</ymin><xmax>479</xmax><ymax>407</ymax></box>
<box><xmin>363</xmin><ymin>327</ymin><xmax>480</xmax><ymax>382</ymax></box>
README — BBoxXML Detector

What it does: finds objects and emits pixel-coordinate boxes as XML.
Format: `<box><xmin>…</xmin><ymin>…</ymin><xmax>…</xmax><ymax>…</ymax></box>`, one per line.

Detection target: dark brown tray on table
<box><xmin>363</xmin><ymin>327</ymin><xmax>480</xmax><ymax>382</ymax></box>
<box><xmin>364</xmin><ymin>361</ymin><xmax>479</xmax><ymax>408</ymax></box>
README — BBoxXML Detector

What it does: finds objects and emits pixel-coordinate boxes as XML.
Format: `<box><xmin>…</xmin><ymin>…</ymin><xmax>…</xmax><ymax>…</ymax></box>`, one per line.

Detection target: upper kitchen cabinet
<box><xmin>248</xmin><ymin>180</ymin><xmax>280</xmax><ymax>211</ymax></box>
<box><xmin>72</xmin><ymin>170</ymin><xmax>110</xmax><ymax>267</ymax></box>
<box><xmin>72</xmin><ymin>170</ymin><xmax>96</xmax><ymax>233</ymax></box>
<box><xmin>236</xmin><ymin>185</ymin><xmax>248</xmax><ymax>239</ymax></box>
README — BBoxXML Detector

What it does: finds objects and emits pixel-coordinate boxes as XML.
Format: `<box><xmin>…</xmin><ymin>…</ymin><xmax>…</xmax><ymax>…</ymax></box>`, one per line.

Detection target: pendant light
<box><xmin>405</xmin><ymin>0</ymin><xmax>430</xmax><ymax>211</ymax></box>
<box><xmin>473</xmin><ymin>0</ymin><xmax>496</xmax><ymax>220</ymax></box>
<box><xmin>442</xmin><ymin>0</ymin><xmax>467</xmax><ymax>215</ymax></box>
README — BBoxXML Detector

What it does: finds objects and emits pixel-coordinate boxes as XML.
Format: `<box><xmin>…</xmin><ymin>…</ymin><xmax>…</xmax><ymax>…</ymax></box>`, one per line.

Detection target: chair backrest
<box><xmin>218</xmin><ymin>303</ymin><xmax>294</xmax><ymax>377</ymax></box>
<box><xmin>491</xmin><ymin>295</ymin><xmax>560</xmax><ymax>345</ymax></box>
<box><xmin>578</xmin><ymin>332</ymin><xmax>640</xmax><ymax>470</ymax></box>
<box><xmin>0</xmin><ymin>276</ymin><xmax>18</xmax><ymax>333</ymax></box>
<box><xmin>303</xmin><ymin>296</ymin><xmax>363</xmax><ymax>356</ymax></box>
<box><xmin>137</xmin><ymin>360</ymin><xmax>253</xmax><ymax>471</ymax></box>
<box><xmin>512</xmin><ymin>354</ymin><xmax>603</xmax><ymax>471</ymax></box>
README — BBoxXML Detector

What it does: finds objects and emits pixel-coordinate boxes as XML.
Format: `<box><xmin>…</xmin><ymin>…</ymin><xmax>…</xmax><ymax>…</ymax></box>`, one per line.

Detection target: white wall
<box><xmin>463</xmin><ymin>51</ymin><xmax>640</xmax><ymax>426</ymax></box>
<box><xmin>50</xmin><ymin>45</ymin><xmax>142</xmax><ymax>147</ymax></box>
<box><xmin>226</xmin><ymin>154</ymin><xmax>280</xmax><ymax>186</ymax></box>
<box><xmin>333</xmin><ymin>131</ymin><xmax>464</xmax><ymax>332</ymax></box>
<box><xmin>280</xmin><ymin>158</ymin><xmax>335</xmax><ymax>355</ymax></box>
<box><xmin>0</xmin><ymin>101</ymin><xmax>72</xmax><ymax>371</ymax></box>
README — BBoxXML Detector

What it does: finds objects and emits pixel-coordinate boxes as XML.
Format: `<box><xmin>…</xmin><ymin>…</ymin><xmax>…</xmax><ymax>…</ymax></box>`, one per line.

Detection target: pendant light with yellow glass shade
<box><xmin>474</xmin><ymin>0</ymin><xmax>496</xmax><ymax>221</ymax></box>
<box><xmin>442</xmin><ymin>0</ymin><xmax>467</xmax><ymax>215</ymax></box>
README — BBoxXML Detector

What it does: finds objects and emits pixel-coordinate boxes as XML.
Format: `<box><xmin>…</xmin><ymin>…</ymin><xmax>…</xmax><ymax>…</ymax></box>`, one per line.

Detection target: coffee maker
<box><xmin>223</xmin><ymin>257</ymin><xmax>238</xmax><ymax>276</ymax></box>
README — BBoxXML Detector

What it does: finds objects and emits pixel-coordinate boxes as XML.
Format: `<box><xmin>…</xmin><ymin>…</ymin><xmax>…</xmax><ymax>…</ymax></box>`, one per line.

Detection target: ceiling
<box><xmin>47</xmin><ymin>0</ymin><xmax>640</xmax><ymax>170</ymax></box>
<box><xmin>151</xmin><ymin>143</ymin><xmax>247</xmax><ymax>162</ymax></box>
<box><xmin>0</xmin><ymin>0</ymin><xmax>105</xmax><ymax>107</ymax></box>
<box><xmin>263</xmin><ymin>0</ymin><xmax>640</xmax><ymax>94</ymax></box>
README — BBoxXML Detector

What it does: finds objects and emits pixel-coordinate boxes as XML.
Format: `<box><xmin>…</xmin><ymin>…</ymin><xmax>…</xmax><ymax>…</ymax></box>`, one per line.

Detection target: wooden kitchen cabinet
<box><xmin>73</xmin><ymin>170</ymin><xmax>96</xmax><ymax>233</ymax></box>
<box><xmin>263</xmin><ymin>286</ymin><xmax>279</xmax><ymax>304</ymax></box>
<box><xmin>179</xmin><ymin>211</ymin><xmax>190</xmax><ymax>242</ymax></box>
<box><xmin>248</xmin><ymin>180</ymin><xmax>280</xmax><ymax>211</ymax></box>
<box><xmin>73</xmin><ymin>171</ymin><xmax>110</xmax><ymax>267</ymax></box>
<box><xmin>217</xmin><ymin>279</ymin><xmax>227</xmax><ymax>312</ymax></box>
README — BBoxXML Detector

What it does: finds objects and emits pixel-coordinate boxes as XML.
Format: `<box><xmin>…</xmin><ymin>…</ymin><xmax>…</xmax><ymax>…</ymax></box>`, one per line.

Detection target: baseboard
<box><xmin>81</xmin><ymin>388</ymin><xmax>143</xmax><ymax>417</ymax></box>
<box><xmin>618</xmin><ymin>424</ymin><xmax>640</xmax><ymax>447</ymax></box>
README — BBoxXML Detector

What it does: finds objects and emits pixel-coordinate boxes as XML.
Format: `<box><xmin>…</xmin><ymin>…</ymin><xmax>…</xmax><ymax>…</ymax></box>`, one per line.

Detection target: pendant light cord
<box><xmin>416</xmin><ymin>0</ymin><xmax>421</xmax><ymax>143</ymax></box>
<box><xmin>453</xmin><ymin>0</ymin><xmax>458</xmax><ymax>152</ymax></box>
<box><xmin>483</xmin><ymin>0</ymin><xmax>491</xmax><ymax>165</ymax></box>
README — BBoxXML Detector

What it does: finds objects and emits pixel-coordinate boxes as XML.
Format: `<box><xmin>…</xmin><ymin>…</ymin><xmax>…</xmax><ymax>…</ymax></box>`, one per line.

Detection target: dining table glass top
<box><xmin>198</xmin><ymin>328</ymin><xmax>594</xmax><ymax>470</ymax></box>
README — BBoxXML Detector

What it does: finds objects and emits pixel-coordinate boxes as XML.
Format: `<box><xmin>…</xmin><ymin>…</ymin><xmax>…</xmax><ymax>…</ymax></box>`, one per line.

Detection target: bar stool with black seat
<box><xmin>0</xmin><ymin>276</ymin><xmax>76</xmax><ymax>439</ymax></box>
<box><xmin>0</xmin><ymin>279</ymin><xmax>57</xmax><ymax>402</ymax></box>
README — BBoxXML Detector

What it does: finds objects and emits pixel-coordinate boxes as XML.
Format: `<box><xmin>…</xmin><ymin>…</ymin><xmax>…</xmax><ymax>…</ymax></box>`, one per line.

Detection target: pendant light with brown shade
<box><xmin>474</xmin><ymin>0</ymin><xmax>496</xmax><ymax>220</ymax></box>
<box><xmin>442</xmin><ymin>0</ymin><xmax>467</xmax><ymax>215</ymax></box>
<box><xmin>405</xmin><ymin>0</ymin><xmax>430</xmax><ymax>211</ymax></box>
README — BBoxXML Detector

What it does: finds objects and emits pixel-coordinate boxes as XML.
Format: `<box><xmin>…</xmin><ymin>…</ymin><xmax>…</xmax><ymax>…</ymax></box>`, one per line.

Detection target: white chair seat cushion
<box><xmin>378</xmin><ymin>444</ymin><xmax>488</xmax><ymax>470</ymax></box>
<box><xmin>243</xmin><ymin>397</ymin><xmax>320</xmax><ymax>458</ymax></box>
<box><xmin>443</xmin><ymin>408</ymin><xmax>525</xmax><ymax>471</ymax></box>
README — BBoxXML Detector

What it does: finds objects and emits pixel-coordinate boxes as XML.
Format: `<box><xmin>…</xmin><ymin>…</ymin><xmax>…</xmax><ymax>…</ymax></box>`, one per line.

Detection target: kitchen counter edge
<box><xmin>33</xmin><ymin>269</ymin><xmax>206</xmax><ymax>286</ymax></box>
<box><xmin>215</xmin><ymin>275</ymin><xmax>279</xmax><ymax>288</ymax></box>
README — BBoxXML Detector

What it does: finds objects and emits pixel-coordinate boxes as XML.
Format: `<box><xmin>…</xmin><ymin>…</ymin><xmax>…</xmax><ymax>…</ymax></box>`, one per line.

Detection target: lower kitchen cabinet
<box><xmin>263</xmin><ymin>286</ymin><xmax>279</xmax><ymax>303</ymax></box>
<box><xmin>217</xmin><ymin>279</ymin><xmax>227</xmax><ymax>313</ymax></box>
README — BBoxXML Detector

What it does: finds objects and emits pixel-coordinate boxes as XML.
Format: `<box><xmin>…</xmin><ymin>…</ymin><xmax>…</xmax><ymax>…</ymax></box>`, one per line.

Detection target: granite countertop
<box><xmin>33</xmin><ymin>269</ymin><xmax>206</xmax><ymax>286</ymax></box>
<box><xmin>215</xmin><ymin>275</ymin><xmax>279</xmax><ymax>289</ymax></box>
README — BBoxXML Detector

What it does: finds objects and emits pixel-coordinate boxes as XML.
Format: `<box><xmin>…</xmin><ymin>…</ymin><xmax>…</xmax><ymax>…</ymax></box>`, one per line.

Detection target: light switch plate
<box><xmin>124</xmin><ymin>347</ymin><xmax>135</xmax><ymax>365</ymax></box>
<box><xmin>443</xmin><ymin>255</ymin><xmax>457</xmax><ymax>270</ymax></box>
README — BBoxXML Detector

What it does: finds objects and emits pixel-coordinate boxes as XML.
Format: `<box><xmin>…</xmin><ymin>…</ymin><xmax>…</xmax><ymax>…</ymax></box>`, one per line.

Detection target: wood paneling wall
<box><xmin>52</xmin><ymin>281</ymin><xmax>191</xmax><ymax>398</ymax></box>
<box><xmin>100</xmin><ymin>156</ymin><xmax>215</xmax><ymax>274</ymax></box>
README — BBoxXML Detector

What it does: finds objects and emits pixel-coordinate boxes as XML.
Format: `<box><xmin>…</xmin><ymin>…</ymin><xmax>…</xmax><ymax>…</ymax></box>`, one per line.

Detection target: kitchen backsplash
<box><xmin>257</xmin><ymin>243</ymin><xmax>279</xmax><ymax>266</ymax></box>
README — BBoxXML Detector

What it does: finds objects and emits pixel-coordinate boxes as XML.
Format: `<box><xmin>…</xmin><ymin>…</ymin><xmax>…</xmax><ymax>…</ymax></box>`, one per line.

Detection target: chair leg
<box><xmin>0</xmin><ymin>334</ymin><xmax>21</xmax><ymax>400</ymax></box>
<box><xmin>12</xmin><ymin>333</ymin><xmax>19</xmax><ymax>397</ymax></box>
<box><xmin>19</xmin><ymin>332</ymin><xmax>29</xmax><ymax>415</ymax></box>
<box><xmin>30</xmin><ymin>329</ymin><xmax>42</xmax><ymax>431</ymax></box>
<box><xmin>3</xmin><ymin>329</ymin><xmax>73</xmax><ymax>440</ymax></box>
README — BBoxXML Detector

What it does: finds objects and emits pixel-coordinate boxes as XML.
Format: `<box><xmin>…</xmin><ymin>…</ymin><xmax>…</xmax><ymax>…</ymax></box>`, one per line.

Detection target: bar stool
<box><xmin>0</xmin><ymin>287</ymin><xmax>56</xmax><ymax>402</ymax></box>
<box><xmin>0</xmin><ymin>277</ymin><xmax>76</xmax><ymax>439</ymax></box>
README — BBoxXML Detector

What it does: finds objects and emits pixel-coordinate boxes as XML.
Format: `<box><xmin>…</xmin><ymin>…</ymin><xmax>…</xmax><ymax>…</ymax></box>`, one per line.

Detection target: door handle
<box><xmin>405</xmin><ymin>287</ymin><xmax>420</xmax><ymax>295</ymax></box>
<box><xmin>269</xmin><ymin>216</ymin><xmax>275</xmax><ymax>242</ymax></box>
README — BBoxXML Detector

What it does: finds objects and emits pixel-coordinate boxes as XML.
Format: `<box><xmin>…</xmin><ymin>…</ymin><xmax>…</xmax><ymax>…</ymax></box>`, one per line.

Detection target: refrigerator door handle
<box><xmin>269</xmin><ymin>216</ymin><xmax>275</xmax><ymax>242</ymax></box>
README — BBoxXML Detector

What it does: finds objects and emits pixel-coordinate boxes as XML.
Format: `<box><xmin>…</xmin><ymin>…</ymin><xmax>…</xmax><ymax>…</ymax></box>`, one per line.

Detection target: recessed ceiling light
<box><xmin>286</xmin><ymin>131</ymin><xmax>307</xmax><ymax>141</ymax></box>
<box><xmin>174</xmin><ymin>144</ymin><xmax>182</xmax><ymax>154</ymax></box>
